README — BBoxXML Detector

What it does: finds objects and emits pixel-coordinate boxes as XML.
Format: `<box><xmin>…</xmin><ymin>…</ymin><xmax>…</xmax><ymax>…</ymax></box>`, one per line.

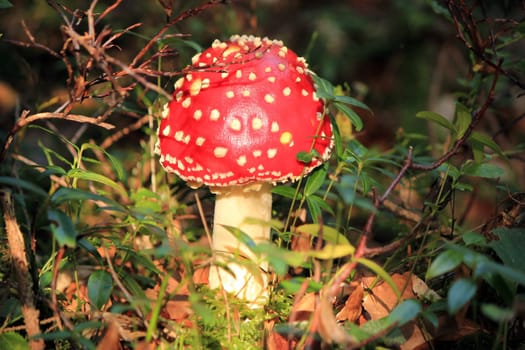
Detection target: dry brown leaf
<box><xmin>290</xmin><ymin>292</ymin><xmax>316</xmax><ymax>322</ymax></box>
<box><xmin>362</xmin><ymin>272</ymin><xmax>416</xmax><ymax>320</ymax></box>
<box><xmin>316</xmin><ymin>295</ymin><xmax>357</xmax><ymax>346</ymax></box>
<box><xmin>96</xmin><ymin>321</ymin><xmax>121</xmax><ymax>350</ymax></box>
<box><xmin>411</xmin><ymin>274</ymin><xmax>441</xmax><ymax>302</ymax></box>
<box><xmin>265</xmin><ymin>319</ymin><xmax>297</xmax><ymax>350</ymax></box>
<box><xmin>335</xmin><ymin>282</ymin><xmax>364</xmax><ymax>323</ymax></box>
<box><xmin>434</xmin><ymin>315</ymin><xmax>480</xmax><ymax>341</ymax></box>
<box><xmin>399</xmin><ymin>322</ymin><xmax>430</xmax><ymax>350</ymax></box>
<box><xmin>193</xmin><ymin>265</ymin><xmax>209</xmax><ymax>285</ymax></box>
<box><xmin>165</xmin><ymin>297</ymin><xmax>192</xmax><ymax>321</ymax></box>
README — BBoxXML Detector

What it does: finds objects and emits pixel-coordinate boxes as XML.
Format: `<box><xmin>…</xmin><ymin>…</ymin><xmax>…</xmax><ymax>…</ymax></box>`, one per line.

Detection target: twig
<box><xmin>0</xmin><ymin>111</ymin><xmax>115</xmax><ymax>163</ymax></box>
<box><xmin>1</xmin><ymin>190</ymin><xmax>45</xmax><ymax>350</ymax></box>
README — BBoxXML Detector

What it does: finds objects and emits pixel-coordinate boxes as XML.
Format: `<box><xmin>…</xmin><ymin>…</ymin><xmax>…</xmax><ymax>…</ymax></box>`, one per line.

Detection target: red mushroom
<box><xmin>156</xmin><ymin>35</ymin><xmax>333</xmax><ymax>304</ymax></box>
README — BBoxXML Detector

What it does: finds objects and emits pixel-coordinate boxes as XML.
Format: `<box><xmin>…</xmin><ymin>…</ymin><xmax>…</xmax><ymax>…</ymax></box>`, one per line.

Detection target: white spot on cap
<box><xmin>182</xmin><ymin>97</ymin><xmax>191</xmax><ymax>108</ymax></box>
<box><xmin>202</xmin><ymin>78</ymin><xmax>210</xmax><ymax>89</ymax></box>
<box><xmin>214</xmin><ymin>147</ymin><xmax>228</xmax><ymax>158</ymax></box>
<box><xmin>267</xmin><ymin>149</ymin><xmax>277</xmax><ymax>159</ymax></box>
<box><xmin>210</xmin><ymin>109</ymin><xmax>220</xmax><ymax>121</ymax></box>
<box><xmin>283</xmin><ymin>87</ymin><xmax>291</xmax><ymax>96</ymax></box>
<box><xmin>278</xmin><ymin>63</ymin><xmax>285</xmax><ymax>71</ymax></box>
<box><xmin>248</xmin><ymin>72</ymin><xmax>257</xmax><ymax>81</ymax></box>
<box><xmin>253</xmin><ymin>150</ymin><xmax>262</xmax><ymax>157</ymax></box>
<box><xmin>221</xmin><ymin>71</ymin><xmax>229</xmax><ymax>79</ymax></box>
<box><xmin>252</xmin><ymin>117</ymin><xmax>263</xmax><ymax>130</ymax></box>
<box><xmin>184</xmin><ymin>156</ymin><xmax>194</xmax><ymax>164</ymax></box>
<box><xmin>189</xmin><ymin>78</ymin><xmax>202</xmax><ymax>96</ymax></box>
<box><xmin>280</xmin><ymin>131</ymin><xmax>292</xmax><ymax>144</ymax></box>
<box><xmin>174</xmin><ymin>77</ymin><xmax>184</xmax><ymax>89</ymax></box>
<box><xmin>267</xmin><ymin>76</ymin><xmax>276</xmax><ymax>83</ymax></box>
<box><xmin>242</xmin><ymin>89</ymin><xmax>250</xmax><ymax>97</ymax></box>
<box><xmin>193</xmin><ymin>109</ymin><xmax>202</xmax><ymax>120</ymax></box>
<box><xmin>237</xmin><ymin>155</ymin><xmax>247</xmax><ymax>166</ymax></box>
<box><xmin>230</xmin><ymin>118</ymin><xmax>241</xmax><ymax>131</ymax></box>
<box><xmin>162</xmin><ymin>125</ymin><xmax>170</xmax><ymax>136</ymax></box>
<box><xmin>264</xmin><ymin>94</ymin><xmax>275</xmax><ymax>104</ymax></box>
<box><xmin>196</xmin><ymin>137</ymin><xmax>205</xmax><ymax>146</ymax></box>
<box><xmin>177</xmin><ymin>160</ymin><xmax>185</xmax><ymax>171</ymax></box>
<box><xmin>175</xmin><ymin>130</ymin><xmax>184</xmax><ymax>141</ymax></box>
<box><xmin>271</xmin><ymin>121</ymin><xmax>279</xmax><ymax>132</ymax></box>
<box><xmin>264</xmin><ymin>67</ymin><xmax>272</xmax><ymax>73</ymax></box>
<box><xmin>212</xmin><ymin>39</ymin><xmax>221</xmax><ymax>48</ymax></box>
<box><xmin>313</xmin><ymin>92</ymin><xmax>319</xmax><ymax>101</ymax></box>
<box><xmin>175</xmin><ymin>91</ymin><xmax>183</xmax><ymax>102</ymax></box>
<box><xmin>295</xmin><ymin>77</ymin><xmax>302</xmax><ymax>83</ymax></box>
<box><xmin>236</xmin><ymin>69</ymin><xmax>242</xmax><ymax>78</ymax></box>
<box><xmin>226</xmin><ymin>91</ymin><xmax>235</xmax><ymax>99</ymax></box>
<box><xmin>161</xmin><ymin>104</ymin><xmax>169</xmax><ymax>119</ymax></box>
<box><xmin>186</xmin><ymin>74</ymin><xmax>193</xmax><ymax>82</ymax></box>
<box><xmin>296</xmin><ymin>66</ymin><xmax>305</xmax><ymax>74</ymax></box>
<box><xmin>191</xmin><ymin>53</ymin><xmax>201</xmax><ymax>64</ymax></box>
<box><xmin>301</xmin><ymin>89</ymin><xmax>309</xmax><ymax>97</ymax></box>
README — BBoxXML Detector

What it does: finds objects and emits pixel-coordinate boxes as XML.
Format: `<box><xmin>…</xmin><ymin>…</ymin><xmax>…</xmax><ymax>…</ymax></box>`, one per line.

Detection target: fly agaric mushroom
<box><xmin>156</xmin><ymin>34</ymin><xmax>333</xmax><ymax>304</ymax></box>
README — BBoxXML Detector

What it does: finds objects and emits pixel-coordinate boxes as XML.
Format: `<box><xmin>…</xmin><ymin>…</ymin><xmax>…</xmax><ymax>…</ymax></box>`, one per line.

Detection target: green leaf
<box><xmin>0</xmin><ymin>176</ymin><xmax>48</xmax><ymax>197</ymax></box>
<box><xmin>79</xmin><ymin>144</ymin><xmax>125</xmax><ymax>180</ymax></box>
<box><xmin>280</xmin><ymin>278</ymin><xmax>323</xmax><ymax>294</ymax></box>
<box><xmin>462</xmin><ymin>231</ymin><xmax>487</xmax><ymax>246</ymax></box>
<box><xmin>490</xmin><ymin>228</ymin><xmax>525</xmax><ymax>272</ymax></box>
<box><xmin>388</xmin><ymin>299</ymin><xmax>421</xmax><ymax>326</ymax></box>
<box><xmin>334</xmin><ymin>101</ymin><xmax>364</xmax><ymax>131</ymax></box>
<box><xmin>426</xmin><ymin>249</ymin><xmax>463</xmax><ymax>279</ymax></box>
<box><xmin>355</xmin><ymin>257</ymin><xmax>401</xmax><ymax>299</ymax></box>
<box><xmin>296</xmin><ymin>151</ymin><xmax>314</xmax><ymax>163</ymax></box>
<box><xmin>461</xmin><ymin>162</ymin><xmax>504</xmax><ymax>179</ymax></box>
<box><xmin>295</xmin><ymin>224</ymin><xmax>350</xmax><ymax>245</ymax></box>
<box><xmin>51</xmin><ymin>187</ymin><xmax>125</xmax><ymax>211</ymax></box>
<box><xmin>305</xmin><ymin>243</ymin><xmax>354</xmax><ymax>259</ymax></box>
<box><xmin>306</xmin><ymin>195</ymin><xmax>334</xmax><ymax>218</ymax></box>
<box><xmin>0</xmin><ymin>332</ymin><xmax>29</xmax><ymax>350</ymax></box>
<box><xmin>447</xmin><ymin>278</ymin><xmax>477</xmax><ymax>315</ymax></box>
<box><xmin>67</xmin><ymin>168</ymin><xmax>127</xmax><ymax>197</ymax></box>
<box><xmin>48</xmin><ymin>209</ymin><xmax>78</xmax><ymax>248</ymax></box>
<box><xmin>454</xmin><ymin>103</ymin><xmax>471</xmax><ymax>139</ymax></box>
<box><xmin>0</xmin><ymin>0</ymin><xmax>13</xmax><ymax>9</ymax></box>
<box><xmin>311</xmin><ymin>74</ymin><xmax>335</xmax><ymax>100</ymax></box>
<box><xmin>481</xmin><ymin>303</ymin><xmax>514</xmax><ymax>322</ymax></box>
<box><xmin>304</xmin><ymin>167</ymin><xmax>327</xmax><ymax>196</ymax></box>
<box><xmin>470</xmin><ymin>131</ymin><xmax>506</xmax><ymax>160</ymax></box>
<box><xmin>416</xmin><ymin>111</ymin><xmax>455</xmax><ymax>132</ymax></box>
<box><xmin>332</xmin><ymin>95</ymin><xmax>372</xmax><ymax>113</ymax></box>
<box><xmin>272</xmin><ymin>185</ymin><xmax>301</xmax><ymax>199</ymax></box>
<box><xmin>87</xmin><ymin>270</ymin><xmax>113</xmax><ymax>310</ymax></box>
<box><xmin>475</xmin><ymin>260</ymin><xmax>525</xmax><ymax>287</ymax></box>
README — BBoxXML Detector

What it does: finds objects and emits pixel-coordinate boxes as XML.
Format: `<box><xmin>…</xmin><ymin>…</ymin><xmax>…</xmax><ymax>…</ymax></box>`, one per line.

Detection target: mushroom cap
<box><xmin>156</xmin><ymin>35</ymin><xmax>333</xmax><ymax>188</ymax></box>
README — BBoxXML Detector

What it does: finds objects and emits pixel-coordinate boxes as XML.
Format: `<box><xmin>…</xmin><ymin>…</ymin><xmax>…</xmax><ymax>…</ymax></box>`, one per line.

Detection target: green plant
<box><xmin>1</xmin><ymin>1</ymin><xmax>524</xmax><ymax>349</ymax></box>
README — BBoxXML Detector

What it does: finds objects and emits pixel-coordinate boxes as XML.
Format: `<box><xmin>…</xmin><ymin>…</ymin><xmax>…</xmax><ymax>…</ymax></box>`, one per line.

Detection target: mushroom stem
<box><xmin>209</xmin><ymin>182</ymin><xmax>272</xmax><ymax>304</ymax></box>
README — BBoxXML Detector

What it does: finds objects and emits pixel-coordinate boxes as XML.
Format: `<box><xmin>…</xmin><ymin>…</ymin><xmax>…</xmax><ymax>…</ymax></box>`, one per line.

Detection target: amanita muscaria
<box><xmin>156</xmin><ymin>34</ymin><xmax>333</xmax><ymax>304</ymax></box>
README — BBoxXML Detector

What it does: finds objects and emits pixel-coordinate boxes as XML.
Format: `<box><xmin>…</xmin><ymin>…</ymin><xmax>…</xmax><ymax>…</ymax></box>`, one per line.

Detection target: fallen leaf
<box><xmin>362</xmin><ymin>272</ymin><xmax>416</xmax><ymax>320</ymax></box>
<box><xmin>316</xmin><ymin>295</ymin><xmax>357</xmax><ymax>346</ymax></box>
<box><xmin>96</xmin><ymin>321</ymin><xmax>120</xmax><ymax>350</ymax></box>
<box><xmin>411</xmin><ymin>275</ymin><xmax>441</xmax><ymax>302</ymax></box>
<box><xmin>165</xmin><ymin>296</ymin><xmax>192</xmax><ymax>321</ymax></box>
<box><xmin>290</xmin><ymin>292</ymin><xmax>316</xmax><ymax>322</ymax></box>
<box><xmin>336</xmin><ymin>282</ymin><xmax>363</xmax><ymax>323</ymax></box>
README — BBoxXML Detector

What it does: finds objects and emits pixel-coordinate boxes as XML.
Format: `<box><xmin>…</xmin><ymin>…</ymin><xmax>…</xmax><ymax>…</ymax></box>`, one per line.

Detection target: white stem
<box><xmin>208</xmin><ymin>183</ymin><xmax>272</xmax><ymax>305</ymax></box>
